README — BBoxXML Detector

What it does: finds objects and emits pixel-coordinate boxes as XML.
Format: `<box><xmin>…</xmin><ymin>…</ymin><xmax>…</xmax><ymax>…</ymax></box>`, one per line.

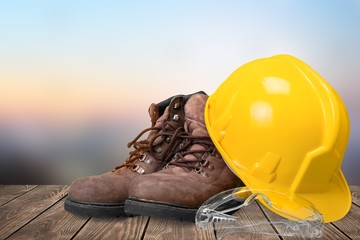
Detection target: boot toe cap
<box><xmin>68</xmin><ymin>177</ymin><xmax>98</xmax><ymax>202</ymax></box>
<box><xmin>68</xmin><ymin>174</ymin><xmax>129</xmax><ymax>203</ymax></box>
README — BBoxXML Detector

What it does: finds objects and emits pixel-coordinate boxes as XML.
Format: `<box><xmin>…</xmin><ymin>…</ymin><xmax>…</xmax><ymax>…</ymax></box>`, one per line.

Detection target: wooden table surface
<box><xmin>0</xmin><ymin>185</ymin><xmax>359</xmax><ymax>239</ymax></box>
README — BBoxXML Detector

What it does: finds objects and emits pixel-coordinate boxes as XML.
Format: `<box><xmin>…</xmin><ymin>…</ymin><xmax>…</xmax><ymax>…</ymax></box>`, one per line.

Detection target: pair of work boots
<box><xmin>64</xmin><ymin>92</ymin><xmax>241</xmax><ymax>221</ymax></box>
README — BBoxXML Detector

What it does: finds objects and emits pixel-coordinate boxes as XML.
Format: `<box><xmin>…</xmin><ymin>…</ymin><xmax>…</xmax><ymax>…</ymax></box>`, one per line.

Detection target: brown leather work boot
<box><xmin>64</xmin><ymin>91</ymin><xmax>206</xmax><ymax>217</ymax></box>
<box><xmin>125</xmin><ymin>93</ymin><xmax>243</xmax><ymax>221</ymax></box>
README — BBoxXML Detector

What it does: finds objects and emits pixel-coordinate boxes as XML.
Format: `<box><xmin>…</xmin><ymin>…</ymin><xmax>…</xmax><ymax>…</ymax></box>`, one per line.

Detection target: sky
<box><xmin>0</xmin><ymin>0</ymin><xmax>359</xmax><ymax>184</ymax></box>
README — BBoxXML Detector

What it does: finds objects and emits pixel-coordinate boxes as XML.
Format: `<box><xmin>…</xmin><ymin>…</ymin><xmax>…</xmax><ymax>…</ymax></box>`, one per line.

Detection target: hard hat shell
<box><xmin>205</xmin><ymin>54</ymin><xmax>351</xmax><ymax>223</ymax></box>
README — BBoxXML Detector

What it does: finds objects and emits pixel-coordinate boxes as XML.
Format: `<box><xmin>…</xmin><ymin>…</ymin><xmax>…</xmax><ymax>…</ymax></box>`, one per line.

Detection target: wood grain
<box><xmin>0</xmin><ymin>185</ymin><xmax>37</xmax><ymax>206</ymax></box>
<box><xmin>350</xmin><ymin>185</ymin><xmax>360</xmax><ymax>207</ymax></box>
<box><xmin>0</xmin><ymin>185</ymin><xmax>68</xmax><ymax>239</ymax></box>
<box><xmin>218</xmin><ymin>201</ymin><xmax>280</xmax><ymax>240</ymax></box>
<box><xmin>0</xmin><ymin>185</ymin><xmax>359</xmax><ymax>240</ymax></box>
<box><xmin>331</xmin><ymin>204</ymin><xmax>360</xmax><ymax>239</ymax></box>
<box><xmin>73</xmin><ymin>215</ymin><xmax>149</xmax><ymax>240</ymax></box>
<box><xmin>6</xmin><ymin>198</ymin><xmax>89</xmax><ymax>240</ymax></box>
<box><xmin>144</xmin><ymin>217</ymin><xmax>215</xmax><ymax>240</ymax></box>
<box><xmin>258</xmin><ymin>201</ymin><xmax>350</xmax><ymax>240</ymax></box>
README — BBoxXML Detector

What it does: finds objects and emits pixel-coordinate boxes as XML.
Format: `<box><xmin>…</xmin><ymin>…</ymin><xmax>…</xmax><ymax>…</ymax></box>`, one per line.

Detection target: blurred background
<box><xmin>0</xmin><ymin>1</ymin><xmax>359</xmax><ymax>184</ymax></box>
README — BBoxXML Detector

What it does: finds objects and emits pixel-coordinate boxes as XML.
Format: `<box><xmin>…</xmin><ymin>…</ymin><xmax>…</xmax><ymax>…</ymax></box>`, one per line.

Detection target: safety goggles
<box><xmin>196</xmin><ymin>187</ymin><xmax>323</xmax><ymax>239</ymax></box>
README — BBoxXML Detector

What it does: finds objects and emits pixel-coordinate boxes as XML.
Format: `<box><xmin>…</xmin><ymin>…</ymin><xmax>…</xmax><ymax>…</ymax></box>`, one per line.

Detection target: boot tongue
<box><xmin>150</xmin><ymin>95</ymin><xmax>185</xmax><ymax>145</ymax></box>
<box><xmin>147</xmin><ymin>104</ymin><xmax>170</xmax><ymax>142</ymax></box>
<box><xmin>148</xmin><ymin>103</ymin><xmax>161</xmax><ymax>127</ymax></box>
<box><xmin>184</xmin><ymin>94</ymin><xmax>209</xmax><ymax>137</ymax></box>
<box><xmin>183</xmin><ymin>94</ymin><xmax>209</xmax><ymax>162</ymax></box>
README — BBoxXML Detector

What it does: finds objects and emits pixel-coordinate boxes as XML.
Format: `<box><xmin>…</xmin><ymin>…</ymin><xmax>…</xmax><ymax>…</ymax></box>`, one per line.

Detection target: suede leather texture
<box><xmin>67</xmin><ymin>95</ymin><xmax>188</xmax><ymax>204</ymax></box>
<box><xmin>128</xmin><ymin>94</ymin><xmax>241</xmax><ymax>208</ymax></box>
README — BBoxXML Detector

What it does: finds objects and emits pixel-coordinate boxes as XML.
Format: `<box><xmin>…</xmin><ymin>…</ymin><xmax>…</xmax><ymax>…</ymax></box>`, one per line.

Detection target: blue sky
<box><xmin>0</xmin><ymin>1</ymin><xmax>359</xmax><ymax>183</ymax></box>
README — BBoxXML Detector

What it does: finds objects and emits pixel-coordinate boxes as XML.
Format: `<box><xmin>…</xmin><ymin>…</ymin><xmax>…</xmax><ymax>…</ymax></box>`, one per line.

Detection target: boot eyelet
<box><xmin>201</xmin><ymin>153</ymin><xmax>209</xmax><ymax>160</ymax></box>
<box><xmin>174</xmin><ymin>102</ymin><xmax>180</xmax><ymax>109</ymax></box>
<box><xmin>139</xmin><ymin>154</ymin><xmax>152</xmax><ymax>164</ymax></box>
<box><xmin>210</xmin><ymin>149</ymin><xmax>217</xmax><ymax>156</ymax></box>
<box><xmin>208</xmin><ymin>164</ymin><xmax>215</xmax><ymax>171</ymax></box>
<box><xmin>145</xmin><ymin>158</ymin><xmax>152</xmax><ymax>164</ymax></box>
<box><xmin>132</xmin><ymin>164</ymin><xmax>145</xmax><ymax>174</ymax></box>
<box><xmin>132</xmin><ymin>164</ymin><xmax>139</xmax><ymax>171</ymax></box>
<box><xmin>194</xmin><ymin>167</ymin><xmax>202</xmax><ymax>174</ymax></box>
<box><xmin>166</xmin><ymin>137</ymin><xmax>171</xmax><ymax>143</ymax></box>
<box><xmin>155</xmin><ymin>146</ymin><xmax>162</xmax><ymax>153</ymax></box>
<box><xmin>172</xmin><ymin>114</ymin><xmax>179</xmax><ymax>121</ymax></box>
<box><xmin>200</xmin><ymin>159</ymin><xmax>209</xmax><ymax>167</ymax></box>
<box><xmin>140</xmin><ymin>154</ymin><xmax>153</xmax><ymax>164</ymax></box>
<box><xmin>139</xmin><ymin>154</ymin><xmax>146</xmax><ymax>162</ymax></box>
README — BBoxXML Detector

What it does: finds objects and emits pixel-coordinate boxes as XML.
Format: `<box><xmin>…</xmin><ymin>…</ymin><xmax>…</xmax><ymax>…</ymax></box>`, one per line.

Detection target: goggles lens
<box><xmin>196</xmin><ymin>187</ymin><xmax>323</xmax><ymax>239</ymax></box>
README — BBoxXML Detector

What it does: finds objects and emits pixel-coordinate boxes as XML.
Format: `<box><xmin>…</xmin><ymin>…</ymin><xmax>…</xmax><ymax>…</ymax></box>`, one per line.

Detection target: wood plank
<box><xmin>0</xmin><ymin>186</ymin><xmax>358</xmax><ymax>240</ymax></box>
<box><xmin>331</xmin><ymin>203</ymin><xmax>360</xmax><ymax>239</ymax></box>
<box><xmin>258</xmin><ymin>202</ymin><xmax>349</xmax><ymax>240</ymax></box>
<box><xmin>73</xmin><ymin>216</ymin><xmax>149</xmax><ymax>240</ymax></box>
<box><xmin>350</xmin><ymin>185</ymin><xmax>360</xmax><ymax>206</ymax></box>
<box><xmin>0</xmin><ymin>185</ymin><xmax>37</xmax><ymax>206</ymax></box>
<box><xmin>142</xmin><ymin>198</ymin><xmax>279</xmax><ymax>240</ymax></box>
<box><xmin>322</xmin><ymin>224</ymin><xmax>352</xmax><ymax>240</ymax></box>
<box><xmin>215</xmin><ymin>201</ymin><xmax>280</xmax><ymax>240</ymax></box>
<box><xmin>0</xmin><ymin>185</ymin><xmax>68</xmax><ymax>239</ymax></box>
<box><xmin>6</xmin><ymin>198</ymin><xmax>89</xmax><ymax>240</ymax></box>
<box><xmin>143</xmin><ymin>217</ymin><xmax>215</xmax><ymax>240</ymax></box>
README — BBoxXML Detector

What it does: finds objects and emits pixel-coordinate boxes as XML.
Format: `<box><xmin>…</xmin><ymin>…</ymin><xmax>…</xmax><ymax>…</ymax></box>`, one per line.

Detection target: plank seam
<box><xmin>256</xmin><ymin>201</ymin><xmax>283</xmax><ymax>240</ymax></box>
<box><xmin>70</xmin><ymin>217</ymin><xmax>92</xmax><ymax>240</ymax></box>
<box><xmin>3</xmin><ymin>186</ymin><xmax>68</xmax><ymax>240</ymax></box>
<box><xmin>140</xmin><ymin>216</ymin><xmax>150</xmax><ymax>240</ymax></box>
<box><xmin>329</xmin><ymin>222</ymin><xmax>352</xmax><ymax>240</ymax></box>
<box><xmin>352</xmin><ymin>197</ymin><xmax>360</xmax><ymax>208</ymax></box>
<box><xmin>0</xmin><ymin>185</ymin><xmax>39</xmax><ymax>207</ymax></box>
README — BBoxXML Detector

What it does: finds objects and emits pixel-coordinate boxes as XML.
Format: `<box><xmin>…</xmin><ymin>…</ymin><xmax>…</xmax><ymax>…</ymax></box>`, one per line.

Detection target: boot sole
<box><xmin>125</xmin><ymin>198</ymin><xmax>197</xmax><ymax>222</ymax></box>
<box><xmin>64</xmin><ymin>197</ymin><xmax>126</xmax><ymax>218</ymax></box>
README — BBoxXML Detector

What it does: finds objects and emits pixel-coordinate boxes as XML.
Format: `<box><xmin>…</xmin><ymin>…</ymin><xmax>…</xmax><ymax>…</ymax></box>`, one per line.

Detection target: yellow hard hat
<box><xmin>205</xmin><ymin>54</ymin><xmax>351</xmax><ymax>223</ymax></box>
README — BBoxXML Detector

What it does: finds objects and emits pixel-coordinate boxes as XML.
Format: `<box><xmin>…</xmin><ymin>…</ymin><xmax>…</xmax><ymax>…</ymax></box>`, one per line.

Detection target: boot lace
<box><xmin>167</xmin><ymin>132</ymin><xmax>218</xmax><ymax>171</ymax></box>
<box><xmin>113</xmin><ymin>127</ymin><xmax>159</xmax><ymax>171</ymax></box>
<box><xmin>113</xmin><ymin>122</ymin><xmax>185</xmax><ymax>171</ymax></box>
